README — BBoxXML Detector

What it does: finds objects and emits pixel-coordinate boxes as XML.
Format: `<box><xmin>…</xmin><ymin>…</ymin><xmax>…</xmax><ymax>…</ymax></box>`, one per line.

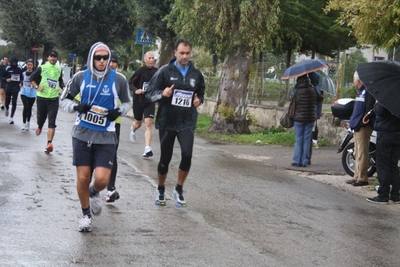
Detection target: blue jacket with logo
<box><xmin>349</xmin><ymin>85</ymin><xmax>375</xmax><ymax>131</ymax></box>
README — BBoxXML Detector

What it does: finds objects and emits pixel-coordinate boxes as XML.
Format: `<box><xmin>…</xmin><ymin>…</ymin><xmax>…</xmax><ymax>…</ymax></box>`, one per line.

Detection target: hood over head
<box><xmin>110</xmin><ymin>50</ymin><xmax>119</xmax><ymax>64</ymax></box>
<box><xmin>86</xmin><ymin>42</ymin><xmax>111</xmax><ymax>79</ymax></box>
<box><xmin>10</xmin><ymin>56</ymin><xmax>18</xmax><ymax>66</ymax></box>
<box><xmin>296</xmin><ymin>74</ymin><xmax>309</xmax><ymax>83</ymax></box>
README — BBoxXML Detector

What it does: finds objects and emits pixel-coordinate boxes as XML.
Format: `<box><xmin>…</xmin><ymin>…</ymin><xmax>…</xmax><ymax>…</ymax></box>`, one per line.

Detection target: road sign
<box><xmin>32</xmin><ymin>45</ymin><xmax>40</xmax><ymax>53</ymax></box>
<box><xmin>69</xmin><ymin>53</ymin><xmax>77</xmax><ymax>59</ymax></box>
<box><xmin>136</xmin><ymin>28</ymin><xmax>153</xmax><ymax>45</ymax></box>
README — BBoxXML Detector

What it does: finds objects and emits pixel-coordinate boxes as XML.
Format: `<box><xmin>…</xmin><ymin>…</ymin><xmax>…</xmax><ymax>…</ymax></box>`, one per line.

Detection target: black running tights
<box><xmin>157</xmin><ymin>128</ymin><xmax>194</xmax><ymax>175</ymax></box>
<box><xmin>5</xmin><ymin>91</ymin><xmax>19</xmax><ymax>117</ymax></box>
<box><xmin>20</xmin><ymin>95</ymin><xmax>36</xmax><ymax>123</ymax></box>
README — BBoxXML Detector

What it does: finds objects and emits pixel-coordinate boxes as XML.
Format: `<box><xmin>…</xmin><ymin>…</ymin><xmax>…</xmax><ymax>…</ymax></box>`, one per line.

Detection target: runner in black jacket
<box><xmin>3</xmin><ymin>56</ymin><xmax>23</xmax><ymax>124</ymax></box>
<box><xmin>146</xmin><ymin>38</ymin><xmax>205</xmax><ymax>207</ymax></box>
<box><xmin>129</xmin><ymin>52</ymin><xmax>158</xmax><ymax>157</ymax></box>
<box><xmin>0</xmin><ymin>56</ymin><xmax>9</xmax><ymax>110</ymax></box>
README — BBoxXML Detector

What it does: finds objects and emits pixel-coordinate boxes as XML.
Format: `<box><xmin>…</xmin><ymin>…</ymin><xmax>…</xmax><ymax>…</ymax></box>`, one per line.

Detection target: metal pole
<box><xmin>75</xmin><ymin>57</ymin><xmax>78</xmax><ymax>74</ymax></box>
<box><xmin>34</xmin><ymin>52</ymin><xmax>37</xmax><ymax>68</ymax></box>
<box><xmin>142</xmin><ymin>45</ymin><xmax>145</xmax><ymax>66</ymax></box>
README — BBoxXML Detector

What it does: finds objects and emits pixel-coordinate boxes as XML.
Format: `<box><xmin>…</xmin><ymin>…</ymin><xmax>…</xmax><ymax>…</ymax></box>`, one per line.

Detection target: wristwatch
<box><xmin>35</xmin><ymin>85</ymin><xmax>39</xmax><ymax>89</ymax></box>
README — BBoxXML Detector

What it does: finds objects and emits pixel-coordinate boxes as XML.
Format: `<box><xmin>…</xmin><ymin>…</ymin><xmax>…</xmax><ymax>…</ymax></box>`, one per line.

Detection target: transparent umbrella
<box><xmin>315</xmin><ymin>70</ymin><xmax>336</xmax><ymax>96</ymax></box>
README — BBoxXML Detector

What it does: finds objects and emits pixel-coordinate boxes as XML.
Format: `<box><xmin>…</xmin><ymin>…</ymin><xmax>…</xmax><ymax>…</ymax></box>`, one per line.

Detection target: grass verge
<box><xmin>196</xmin><ymin>113</ymin><xmax>331</xmax><ymax>147</ymax></box>
<box><xmin>196</xmin><ymin>113</ymin><xmax>296</xmax><ymax>146</ymax></box>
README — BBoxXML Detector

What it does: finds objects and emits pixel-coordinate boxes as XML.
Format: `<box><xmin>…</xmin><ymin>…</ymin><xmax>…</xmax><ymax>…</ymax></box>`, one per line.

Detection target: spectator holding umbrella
<box><xmin>356</xmin><ymin>60</ymin><xmax>400</xmax><ymax>204</ymax></box>
<box><xmin>366</xmin><ymin>102</ymin><xmax>400</xmax><ymax>204</ymax></box>
<box><xmin>291</xmin><ymin>74</ymin><xmax>323</xmax><ymax>167</ymax></box>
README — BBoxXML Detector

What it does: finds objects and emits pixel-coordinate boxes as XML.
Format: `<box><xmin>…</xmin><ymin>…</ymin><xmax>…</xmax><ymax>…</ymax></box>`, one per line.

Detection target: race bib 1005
<box><xmin>81</xmin><ymin>105</ymin><xmax>108</xmax><ymax>126</ymax></box>
<box><xmin>171</xmin><ymin>89</ymin><xmax>193</xmax><ymax>108</ymax></box>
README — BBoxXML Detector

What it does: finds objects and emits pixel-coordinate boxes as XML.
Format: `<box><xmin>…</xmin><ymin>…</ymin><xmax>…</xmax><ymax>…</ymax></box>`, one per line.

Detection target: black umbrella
<box><xmin>356</xmin><ymin>60</ymin><xmax>400</xmax><ymax>118</ymax></box>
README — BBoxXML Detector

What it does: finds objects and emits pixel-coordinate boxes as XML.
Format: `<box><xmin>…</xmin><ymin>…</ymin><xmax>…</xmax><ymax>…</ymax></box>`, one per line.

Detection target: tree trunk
<box><xmin>208</xmin><ymin>45</ymin><xmax>253</xmax><ymax>134</ymax></box>
<box><xmin>42</xmin><ymin>43</ymin><xmax>54</xmax><ymax>64</ymax></box>
<box><xmin>156</xmin><ymin>39</ymin><xmax>174</xmax><ymax>68</ymax></box>
<box><xmin>278</xmin><ymin>49</ymin><xmax>292</xmax><ymax>107</ymax></box>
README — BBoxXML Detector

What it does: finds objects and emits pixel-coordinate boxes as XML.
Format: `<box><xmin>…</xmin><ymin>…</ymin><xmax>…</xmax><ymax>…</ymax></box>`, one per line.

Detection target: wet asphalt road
<box><xmin>1</xmin><ymin>102</ymin><xmax>400</xmax><ymax>267</ymax></box>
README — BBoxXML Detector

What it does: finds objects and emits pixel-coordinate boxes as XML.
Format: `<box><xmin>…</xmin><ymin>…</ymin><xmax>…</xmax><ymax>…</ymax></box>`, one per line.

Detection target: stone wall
<box><xmin>197</xmin><ymin>98</ymin><xmax>347</xmax><ymax>145</ymax></box>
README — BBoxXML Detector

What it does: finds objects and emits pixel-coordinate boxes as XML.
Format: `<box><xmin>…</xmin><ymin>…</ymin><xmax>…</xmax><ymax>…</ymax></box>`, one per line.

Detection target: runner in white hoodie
<box><xmin>60</xmin><ymin>42</ymin><xmax>131</xmax><ymax>232</ymax></box>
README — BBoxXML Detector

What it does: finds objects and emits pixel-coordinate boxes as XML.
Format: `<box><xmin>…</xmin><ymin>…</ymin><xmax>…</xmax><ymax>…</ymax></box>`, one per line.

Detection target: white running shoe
<box><xmin>90</xmin><ymin>191</ymin><xmax>102</xmax><ymax>215</ymax></box>
<box><xmin>78</xmin><ymin>215</ymin><xmax>92</xmax><ymax>232</ymax></box>
<box><xmin>130</xmin><ymin>126</ymin><xmax>136</xmax><ymax>143</ymax></box>
<box><xmin>154</xmin><ymin>189</ymin><xmax>166</xmax><ymax>206</ymax></box>
<box><xmin>5</xmin><ymin>109</ymin><xmax>9</xmax><ymax>117</ymax></box>
<box><xmin>9</xmin><ymin>118</ymin><xmax>14</xmax><ymax>124</ymax></box>
<box><xmin>143</xmin><ymin>146</ymin><xmax>153</xmax><ymax>158</ymax></box>
<box><xmin>106</xmin><ymin>190</ymin><xmax>120</xmax><ymax>203</ymax></box>
<box><xmin>21</xmin><ymin>124</ymin><xmax>26</xmax><ymax>131</ymax></box>
<box><xmin>172</xmin><ymin>189</ymin><xmax>187</xmax><ymax>207</ymax></box>
<box><xmin>25</xmin><ymin>122</ymin><xmax>30</xmax><ymax>131</ymax></box>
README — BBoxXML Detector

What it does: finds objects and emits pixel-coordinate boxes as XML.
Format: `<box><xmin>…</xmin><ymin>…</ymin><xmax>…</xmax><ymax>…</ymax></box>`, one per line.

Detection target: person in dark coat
<box><xmin>291</xmin><ymin>74</ymin><xmax>323</xmax><ymax>167</ymax></box>
<box><xmin>308</xmin><ymin>71</ymin><xmax>324</xmax><ymax>163</ymax></box>
<box><xmin>0</xmin><ymin>56</ymin><xmax>10</xmax><ymax>110</ymax></box>
<box><xmin>367</xmin><ymin>102</ymin><xmax>400</xmax><ymax>204</ymax></box>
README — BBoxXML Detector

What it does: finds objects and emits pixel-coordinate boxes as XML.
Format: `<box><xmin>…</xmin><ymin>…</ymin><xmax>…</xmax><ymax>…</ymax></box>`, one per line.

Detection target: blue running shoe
<box><xmin>155</xmin><ymin>189</ymin><xmax>166</xmax><ymax>206</ymax></box>
<box><xmin>172</xmin><ymin>189</ymin><xmax>187</xmax><ymax>207</ymax></box>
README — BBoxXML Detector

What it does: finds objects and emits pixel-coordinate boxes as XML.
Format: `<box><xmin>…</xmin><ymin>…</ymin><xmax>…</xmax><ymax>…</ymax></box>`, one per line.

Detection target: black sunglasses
<box><xmin>93</xmin><ymin>54</ymin><xmax>110</xmax><ymax>61</ymax></box>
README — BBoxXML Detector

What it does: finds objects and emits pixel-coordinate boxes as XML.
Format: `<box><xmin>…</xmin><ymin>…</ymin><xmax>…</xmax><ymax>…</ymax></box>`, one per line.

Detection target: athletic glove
<box><xmin>106</xmin><ymin>108</ymin><xmax>121</xmax><ymax>121</ymax></box>
<box><xmin>73</xmin><ymin>104</ymin><xmax>92</xmax><ymax>113</ymax></box>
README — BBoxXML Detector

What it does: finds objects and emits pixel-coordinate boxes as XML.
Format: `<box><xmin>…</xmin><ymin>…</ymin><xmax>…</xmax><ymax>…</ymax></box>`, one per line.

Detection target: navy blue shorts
<box><xmin>72</xmin><ymin>137</ymin><xmax>116</xmax><ymax>169</ymax></box>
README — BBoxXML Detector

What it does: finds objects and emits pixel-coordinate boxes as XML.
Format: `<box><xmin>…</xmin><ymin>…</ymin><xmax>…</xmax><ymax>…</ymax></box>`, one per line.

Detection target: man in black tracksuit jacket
<box><xmin>145</xmin><ymin>38</ymin><xmax>205</xmax><ymax>207</ymax></box>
